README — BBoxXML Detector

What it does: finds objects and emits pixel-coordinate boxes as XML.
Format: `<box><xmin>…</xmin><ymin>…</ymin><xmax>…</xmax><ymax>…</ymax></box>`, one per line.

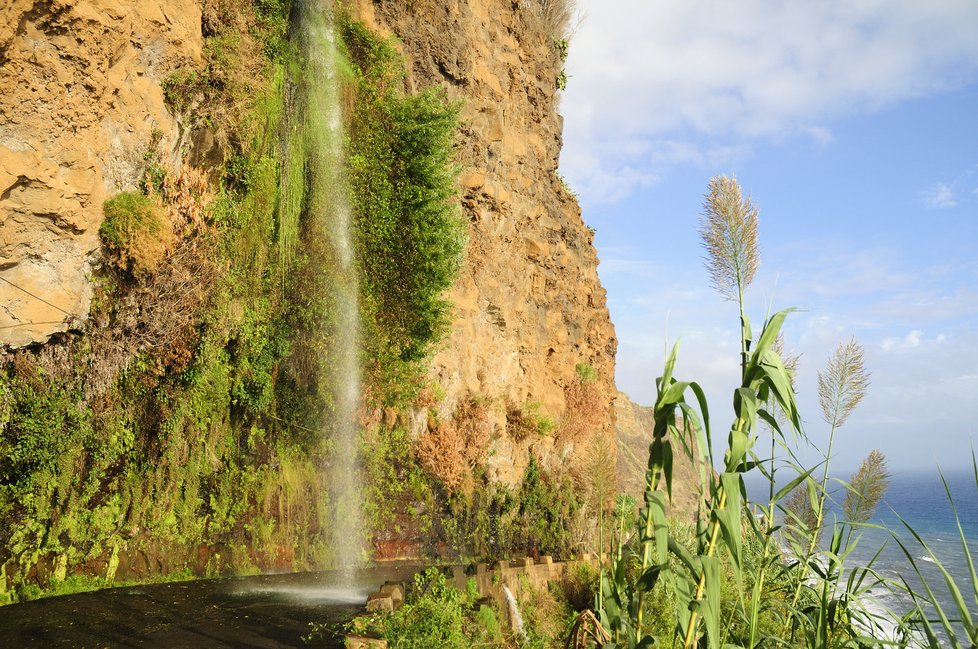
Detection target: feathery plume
<box><xmin>699</xmin><ymin>175</ymin><xmax>760</xmax><ymax>301</ymax></box>
<box><xmin>817</xmin><ymin>338</ymin><xmax>870</xmax><ymax>428</ymax></box>
<box><xmin>843</xmin><ymin>449</ymin><xmax>889</xmax><ymax>524</ymax></box>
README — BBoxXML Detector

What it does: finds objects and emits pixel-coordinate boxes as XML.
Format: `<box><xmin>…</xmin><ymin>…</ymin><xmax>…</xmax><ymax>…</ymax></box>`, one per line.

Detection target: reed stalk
<box><xmin>786</xmin><ymin>340</ymin><xmax>869</xmax><ymax>623</ymax></box>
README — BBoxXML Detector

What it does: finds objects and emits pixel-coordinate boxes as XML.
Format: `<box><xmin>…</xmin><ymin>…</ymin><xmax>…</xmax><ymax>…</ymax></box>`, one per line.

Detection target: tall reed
<box><xmin>591</xmin><ymin>176</ymin><xmax>904</xmax><ymax>649</ymax></box>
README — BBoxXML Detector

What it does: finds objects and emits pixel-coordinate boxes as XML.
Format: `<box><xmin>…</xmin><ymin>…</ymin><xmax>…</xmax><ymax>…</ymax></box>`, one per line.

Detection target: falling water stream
<box><xmin>503</xmin><ymin>585</ymin><xmax>528</xmax><ymax>642</ymax></box>
<box><xmin>299</xmin><ymin>0</ymin><xmax>363</xmax><ymax>583</ymax></box>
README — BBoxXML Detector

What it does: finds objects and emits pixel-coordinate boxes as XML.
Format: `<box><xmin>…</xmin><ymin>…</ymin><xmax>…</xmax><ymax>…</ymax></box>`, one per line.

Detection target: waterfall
<box><xmin>299</xmin><ymin>0</ymin><xmax>363</xmax><ymax>582</ymax></box>
<box><xmin>502</xmin><ymin>585</ymin><xmax>528</xmax><ymax>642</ymax></box>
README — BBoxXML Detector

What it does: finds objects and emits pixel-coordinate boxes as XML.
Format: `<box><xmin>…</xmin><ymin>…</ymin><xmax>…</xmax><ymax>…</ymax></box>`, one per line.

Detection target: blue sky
<box><xmin>559</xmin><ymin>0</ymin><xmax>978</xmax><ymax>472</ymax></box>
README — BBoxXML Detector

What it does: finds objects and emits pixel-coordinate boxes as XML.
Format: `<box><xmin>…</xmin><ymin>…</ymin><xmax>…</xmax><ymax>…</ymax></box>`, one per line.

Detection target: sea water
<box><xmin>843</xmin><ymin>469</ymin><xmax>978</xmax><ymax>640</ymax></box>
<box><xmin>749</xmin><ymin>468</ymin><xmax>978</xmax><ymax>641</ymax></box>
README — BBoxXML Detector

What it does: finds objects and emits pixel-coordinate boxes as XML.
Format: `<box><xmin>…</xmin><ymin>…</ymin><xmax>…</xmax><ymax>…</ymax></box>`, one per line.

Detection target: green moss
<box><xmin>100</xmin><ymin>192</ymin><xmax>172</xmax><ymax>276</ymax></box>
<box><xmin>575</xmin><ymin>362</ymin><xmax>597</xmax><ymax>384</ymax></box>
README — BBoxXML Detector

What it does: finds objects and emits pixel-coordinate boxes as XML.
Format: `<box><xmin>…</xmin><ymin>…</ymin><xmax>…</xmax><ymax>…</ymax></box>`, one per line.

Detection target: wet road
<box><xmin>0</xmin><ymin>566</ymin><xmax>419</xmax><ymax>648</ymax></box>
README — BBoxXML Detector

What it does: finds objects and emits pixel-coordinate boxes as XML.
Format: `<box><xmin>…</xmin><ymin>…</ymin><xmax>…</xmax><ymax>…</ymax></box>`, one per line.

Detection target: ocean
<box><xmin>843</xmin><ymin>468</ymin><xmax>978</xmax><ymax>642</ymax></box>
<box><xmin>749</xmin><ymin>467</ymin><xmax>978</xmax><ymax>643</ymax></box>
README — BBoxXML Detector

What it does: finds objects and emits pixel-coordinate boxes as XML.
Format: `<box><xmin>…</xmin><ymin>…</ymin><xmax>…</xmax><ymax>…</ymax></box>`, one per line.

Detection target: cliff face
<box><xmin>0</xmin><ymin>0</ymin><xmax>619</xmax><ymax>594</ymax></box>
<box><xmin>357</xmin><ymin>0</ymin><xmax>618</xmax><ymax>484</ymax></box>
<box><xmin>2</xmin><ymin>0</ymin><xmax>618</xmax><ymax>479</ymax></box>
<box><xmin>0</xmin><ymin>0</ymin><xmax>201</xmax><ymax>348</ymax></box>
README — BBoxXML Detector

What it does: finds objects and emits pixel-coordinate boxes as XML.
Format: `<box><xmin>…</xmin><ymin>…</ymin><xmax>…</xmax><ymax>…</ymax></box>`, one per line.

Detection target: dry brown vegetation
<box><xmin>558</xmin><ymin>376</ymin><xmax>608</xmax><ymax>448</ymax></box>
<box><xmin>526</xmin><ymin>0</ymin><xmax>577</xmax><ymax>39</ymax></box>
<box><xmin>505</xmin><ymin>401</ymin><xmax>538</xmax><ymax>443</ymax></box>
<box><xmin>417</xmin><ymin>395</ymin><xmax>492</xmax><ymax>493</ymax></box>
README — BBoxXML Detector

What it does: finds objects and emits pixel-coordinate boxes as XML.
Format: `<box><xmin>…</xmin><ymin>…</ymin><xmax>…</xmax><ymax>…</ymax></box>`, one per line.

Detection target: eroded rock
<box><xmin>358</xmin><ymin>0</ymin><xmax>618</xmax><ymax>485</ymax></box>
<box><xmin>0</xmin><ymin>0</ymin><xmax>202</xmax><ymax>347</ymax></box>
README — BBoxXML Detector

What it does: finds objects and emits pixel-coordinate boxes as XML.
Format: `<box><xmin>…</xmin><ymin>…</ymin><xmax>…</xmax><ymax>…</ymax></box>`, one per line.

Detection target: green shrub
<box><xmin>575</xmin><ymin>362</ymin><xmax>597</xmax><ymax>384</ymax></box>
<box><xmin>100</xmin><ymin>192</ymin><xmax>173</xmax><ymax>276</ymax></box>
<box><xmin>351</xmin><ymin>567</ymin><xmax>470</xmax><ymax>648</ymax></box>
<box><xmin>473</xmin><ymin>603</ymin><xmax>504</xmax><ymax>643</ymax></box>
<box><xmin>341</xmin><ymin>17</ymin><xmax>465</xmax><ymax>403</ymax></box>
<box><xmin>517</xmin><ymin>455</ymin><xmax>578</xmax><ymax>558</ymax></box>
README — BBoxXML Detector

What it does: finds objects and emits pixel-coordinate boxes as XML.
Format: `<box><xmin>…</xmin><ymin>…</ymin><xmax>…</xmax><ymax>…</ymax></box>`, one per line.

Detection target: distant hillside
<box><xmin>615</xmin><ymin>391</ymin><xmax>702</xmax><ymax>518</ymax></box>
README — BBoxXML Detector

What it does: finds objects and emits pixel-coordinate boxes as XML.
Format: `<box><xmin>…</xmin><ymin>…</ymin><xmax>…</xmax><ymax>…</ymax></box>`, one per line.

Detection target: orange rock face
<box><xmin>356</xmin><ymin>0</ymin><xmax>618</xmax><ymax>485</ymax></box>
<box><xmin>0</xmin><ymin>0</ymin><xmax>202</xmax><ymax>347</ymax></box>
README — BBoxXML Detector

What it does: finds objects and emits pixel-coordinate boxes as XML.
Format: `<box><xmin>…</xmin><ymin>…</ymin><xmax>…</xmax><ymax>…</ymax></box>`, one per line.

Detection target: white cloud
<box><xmin>920</xmin><ymin>165</ymin><xmax>978</xmax><ymax>209</ymax></box>
<box><xmin>922</xmin><ymin>181</ymin><xmax>957</xmax><ymax>209</ymax></box>
<box><xmin>880</xmin><ymin>329</ymin><xmax>923</xmax><ymax>352</ymax></box>
<box><xmin>803</xmin><ymin>126</ymin><xmax>835</xmax><ymax>147</ymax></box>
<box><xmin>561</xmin><ymin>0</ymin><xmax>978</xmax><ymax>204</ymax></box>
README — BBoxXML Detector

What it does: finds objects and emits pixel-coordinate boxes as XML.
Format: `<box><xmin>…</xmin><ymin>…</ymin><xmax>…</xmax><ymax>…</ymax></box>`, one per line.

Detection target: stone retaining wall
<box><xmin>351</xmin><ymin>554</ymin><xmax>599</xmax><ymax>645</ymax></box>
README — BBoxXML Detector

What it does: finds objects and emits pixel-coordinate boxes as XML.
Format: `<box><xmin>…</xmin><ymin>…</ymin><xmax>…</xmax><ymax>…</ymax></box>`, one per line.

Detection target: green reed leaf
<box><xmin>701</xmin><ymin>555</ymin><xmax>722</xmax><ymax>649</ymax></box>
<box><xmin>716</xmin><ymin>472</ymin><xmax>744</xmax><ymax>575</ymax></box>
<box><xmin>774</xmin><ymin>466</ymin><xmax>818</xmax><ymax>503</ymax></box>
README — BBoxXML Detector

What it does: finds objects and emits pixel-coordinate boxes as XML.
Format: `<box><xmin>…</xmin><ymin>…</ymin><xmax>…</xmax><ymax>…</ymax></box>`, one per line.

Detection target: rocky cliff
<box><xmin>0</xmin><ymin>0</ymin><xmax>619</xmax><ymax>595</ymax></box>
<box><xmin>0</xmin><ymin>0</ymin><xmax>202</xmax><ymax>348</ymax></box>
<box><xmin>2</xmin><ymin>0</ymin><xmax>618</xmax><ymax>475</ymax></box>
<box><xmin>356</xmin><ymin>0</ymin><xmax>618</xmax><ymax>486</ymax></box>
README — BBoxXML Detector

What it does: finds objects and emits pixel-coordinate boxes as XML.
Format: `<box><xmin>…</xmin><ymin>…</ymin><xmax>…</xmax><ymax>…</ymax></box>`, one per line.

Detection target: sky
<box><xmin>559</xmin><ymin>0</ymin><xmax>978</xmax><ymax>473</ymax></box>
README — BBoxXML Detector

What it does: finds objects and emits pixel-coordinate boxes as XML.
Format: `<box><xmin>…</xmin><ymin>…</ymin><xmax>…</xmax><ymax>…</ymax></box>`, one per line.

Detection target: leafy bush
<box><xmin>100</xmin><ymin>192</ymin><xmax>174</xmax><ymax>276</ymax></box>
<box><xmin>347</xmin><ymin>568</ymin><xmax>470</xmax><ymax>648</ymax></box>
<box><xmin>517</xmin><ymin>455</ymin><xmax>579</xmax><ymax>558</ymax></box>
<box><xmin>341</xmin><ymin>17</ymin><xmax>465</xmax><ymax>402</ymax></box>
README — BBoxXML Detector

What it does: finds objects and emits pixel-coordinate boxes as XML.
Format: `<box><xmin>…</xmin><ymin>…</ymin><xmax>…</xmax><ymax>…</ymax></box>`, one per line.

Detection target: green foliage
<box><xmin>556</xmin><ymin>69</ymin><xmax>569</xmax><ymax>90</ymax></box>
<box><xmin>0</xmin><ymin>369</ymin><xmax>86</xmax><ymax>492</ymax></box>
<box><xmin>162</xmin><ymin>67</ymin><xmax>204</xmax><ymax>111</ymax></box>
<box><xmin>0</xmin><ymin>0</ymin><xmax>341</xmax><ymax>600</ymax></box>
<box><xmin>575</xmin><ymin>362</ymin><xmax>597</xmax><ymax>384</ymax></box>
<box><xmin>100</xmin><ymin>192</ymin><xmax>172</xmax><ymax>276</ymax></box>
<box><xmin>341</xmin><ymin>17</ymin><xmax>465</xmax><ymax>403</ymax></box>
<box><xmin>252</xmin><ymin>0</ymin><xmax>292</xmax><ymax>61</ymax></box>
<box><xmin>359</xmin><ymin>419</ymin><xmax>584</xmax><ymax>563</ymax></box>
<box><xmin>345</xmin><ymin>567</ymin><xmax>581</xmax><ymax>648</ymax></box>
<box><xmin>361</xmin><ymin>426</ymin><xmax>437</xmax><ymax>539</ymax></box>
<box><xmin>349</xmin><ymin>568</ymin><xmax>471</xmax><ymax>648</ymax></box>
<box><xmin>555</xmin><ymin>38</ymin><xmax>570</xmax><ymax>62</ymax></box>
<box><xmin>516</xmin><ymin>455</ymin><xmax>578</xmax><ymax>557</ymax></box>
<box><xmin>163</xmin><ymin>0</ymin><xmax>293</xmax><ymax>117</ymax></box>
<box><xmin>383</xmin><ymin>568</ymin><xmax>470</xmax><ymax>648</ymax></box>
<box><xmin>473</xmin><ymin>603</ymin><xmax>504</xmax><ymax>644</ymax></box>
<box><xmin>140</xmin><ymin>144</ymin><xmax>167</xmax><ymax>195</ymax></box>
